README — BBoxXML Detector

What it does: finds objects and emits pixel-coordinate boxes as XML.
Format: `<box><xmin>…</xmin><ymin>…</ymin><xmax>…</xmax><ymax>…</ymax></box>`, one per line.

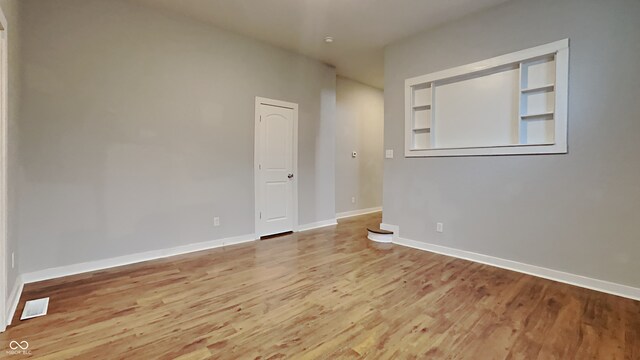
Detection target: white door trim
<box><xmin>254</xmin><ymin>97</ymin><xmax>299</xmax><ymax>237</ymax></box>
<box><xmin>0</xmin><ymin>5</ymin><xmax>8</xmax><ymax>332</ymax></box>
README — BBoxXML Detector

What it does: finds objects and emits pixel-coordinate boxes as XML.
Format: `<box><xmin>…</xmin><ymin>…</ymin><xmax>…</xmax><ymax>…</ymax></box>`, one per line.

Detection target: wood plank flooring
<box><xmin>2</xmin><ymin>213</ymin><xmax>639</xmax><ymax>359</ymax></box>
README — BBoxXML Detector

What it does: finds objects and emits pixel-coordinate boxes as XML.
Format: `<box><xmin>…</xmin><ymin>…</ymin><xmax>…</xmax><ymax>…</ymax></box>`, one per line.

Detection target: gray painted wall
<box><xmin>335</xmin><ymin>77</ymin><xmax>383</xmax><ymax>214</ymax></box>
<box><xmin>1</xmin><ymin>0</ymin><xmax>21</xmax><ymax>304</ymax></box>
<box><xmin>17</xmin><ymin>0</ymin><xmax>336</xmax><ymax>273</ymax></box>
<box><xmin>384</xmin><ymin>0</ymin><xmax>640</xmax><ymax>287</ymax></box>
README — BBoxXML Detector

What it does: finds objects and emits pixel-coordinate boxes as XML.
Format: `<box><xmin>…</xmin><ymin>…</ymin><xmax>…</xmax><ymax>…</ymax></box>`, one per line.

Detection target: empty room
<box><xmin>0</xmin><ymin>0</ymin><xmax>639</xmax><ymax>358</ymax></box>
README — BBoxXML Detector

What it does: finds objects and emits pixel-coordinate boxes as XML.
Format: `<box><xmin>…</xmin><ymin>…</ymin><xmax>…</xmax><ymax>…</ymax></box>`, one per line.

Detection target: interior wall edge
<box><xmin>297</xmin><ymin>219</ymin><xmax>338</xmax><ymax>232</ymax></box>
<box><xmin>5</xmin><ymin>273</ymin><xmax>22</xmax><ymax>327</ymax></box>
<box><xmin>336</xmin><ymin>207</ymin><xmax>382</xmax><ymax>219</ymax></box>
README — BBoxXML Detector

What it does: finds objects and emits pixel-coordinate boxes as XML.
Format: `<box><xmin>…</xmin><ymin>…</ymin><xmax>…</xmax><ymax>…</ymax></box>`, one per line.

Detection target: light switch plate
<box><xmin>385</xmin><ymin>149</ymin><xmax>394</xmax><ymax>159</ymax></box>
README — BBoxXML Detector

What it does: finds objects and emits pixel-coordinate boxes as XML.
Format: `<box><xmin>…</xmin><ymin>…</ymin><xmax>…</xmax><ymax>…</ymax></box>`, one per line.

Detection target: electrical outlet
<box><xmin>385</xmin><ymin>149</ymin><xmax>394</xmax><ymax>159</ymax></box>
<box><xmin>352</xmin><ymin>151</ymin><xmax>357</xmax><ymax>158</ymax></box>
<box><xmin>214</xmin><ymin>217</ymin><xmax>220</xmax><ymax>227</ymax></box>
<box><xmin>11</xmin><ymin>252</ymin><xmax>14</xmax><ymax>269</ymax></box>
<box><xmin>436</xmin><ymin>222</ymin><xmax>444</xmax><ymax>233</ymax></box>
<box><xmin>351</xmin><ymin>197</ymin><xmax>356</xmax><ymax>204</ymax></box>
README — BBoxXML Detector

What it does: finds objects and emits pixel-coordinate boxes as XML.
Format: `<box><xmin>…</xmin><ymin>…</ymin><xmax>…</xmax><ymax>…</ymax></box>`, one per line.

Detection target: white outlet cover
<box><xmin>436</xmin><ymin>223</ymin><xmax>444</xmax><ymax>233</ymax></box>
<box><xmin>385</xmin><ymin>149</ymin><xmax>394</xmax><ymax>159</ymax></box>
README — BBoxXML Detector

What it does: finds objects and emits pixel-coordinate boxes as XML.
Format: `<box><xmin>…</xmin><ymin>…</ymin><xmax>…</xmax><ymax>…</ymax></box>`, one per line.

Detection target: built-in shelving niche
<box><xmin>519</xmin><ymin>56</ymin><xmax>556</xmax><ymax>145</ymax></box>
<box><xmin>410</xmin><ymin>83</ymin><xmax>433</xmax><ymax>150</ymax></box>
<box><xmin>404</xmin><ymin>39</ymin><xmax>569</xmax><ymax>157</ymax></box>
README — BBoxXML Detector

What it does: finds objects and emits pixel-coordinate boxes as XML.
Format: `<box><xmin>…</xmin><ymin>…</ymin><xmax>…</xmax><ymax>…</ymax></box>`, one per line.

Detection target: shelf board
<box><xmin>521</xmin><ymin>84</ymin><xmax>555</xmax><ymax>93</ymax></box>
<box><xmin>521</xmin><ymin>111</ymin><xmax>554</xmax><ymax>120</ymax></box>
<box><xmin>413</xmin><ymin>104</ymin><xmax>431</xmax><ymax>110</ymax></box>
<box><xmin>517</xmin><ymin>142</ymin><xmax>555</xmax><ymax>146</ymax></box>
<box><xmin>412</xmin><ymin>127</ymin><xmax>431</xmax><ymax>132</ymax></box>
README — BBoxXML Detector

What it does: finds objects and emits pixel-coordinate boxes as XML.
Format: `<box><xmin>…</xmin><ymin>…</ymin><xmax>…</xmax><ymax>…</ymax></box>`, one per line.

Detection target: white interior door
<box><xmin>256</xmin><ymin>99</ymin><xmax>297</xmax><ymax>237</ymax></box>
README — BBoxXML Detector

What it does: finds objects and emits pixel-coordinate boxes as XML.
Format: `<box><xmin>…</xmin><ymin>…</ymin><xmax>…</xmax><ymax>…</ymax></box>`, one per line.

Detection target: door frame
<box><xmin>254</xmin><ymin>97</ymin><xmax>299</xmax><ymax>238</ymax></box>
<box><xmin>0</xmin><ymin>5</ymin><xmax>8</xmax><ymax>332</ymax></box>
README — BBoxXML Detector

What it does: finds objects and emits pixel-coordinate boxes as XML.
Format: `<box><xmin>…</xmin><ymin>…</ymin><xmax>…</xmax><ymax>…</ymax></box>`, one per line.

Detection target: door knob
<box><xmin>288</xmin><ymin>174</ymin><xmax>294</xmax><ymax>179</ymax></box>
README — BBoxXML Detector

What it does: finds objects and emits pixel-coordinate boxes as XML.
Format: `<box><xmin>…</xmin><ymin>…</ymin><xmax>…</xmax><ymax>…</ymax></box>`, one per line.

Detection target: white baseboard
<box><xmin>21</xmin><ymin>233</ymin><xmax>257</xmax><ymax>285</ymax></box>
<box><xmin>6</xmin><ymin>275</ymin><xmax>24</xmax><ymax>327</ymax></box>
<box><xmin>297</xmin><ymin>219</ymin><xmax>337</xmax><ymax>232</ymax></box>
<box><xmin>19</xmin><ymin>219</ymin><xmax>338</xmax><ymax>286</ymax></box>
<box><xmin>389</xmin><ymin>229</ymin><xmax>640</xmax><ymax>301</ymax></box>
<box><xmin>336</xmin><ymin>207</ymin><xmax>382</xmax><ymax>219</ymax></box>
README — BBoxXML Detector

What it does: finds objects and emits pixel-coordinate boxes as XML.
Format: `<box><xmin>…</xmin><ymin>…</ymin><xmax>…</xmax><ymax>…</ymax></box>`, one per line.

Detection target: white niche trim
<box><xmin>405</xmin><ymin>39</ymin><xmax>569</xmax><ymax>157</ymax></box>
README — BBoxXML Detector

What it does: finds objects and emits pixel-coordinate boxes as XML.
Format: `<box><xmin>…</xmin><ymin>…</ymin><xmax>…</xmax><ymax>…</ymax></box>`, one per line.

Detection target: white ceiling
<box><xmin>130</xmin><ymin>0</ymin><xmax>510</xmax><ymax>88</ymax></box>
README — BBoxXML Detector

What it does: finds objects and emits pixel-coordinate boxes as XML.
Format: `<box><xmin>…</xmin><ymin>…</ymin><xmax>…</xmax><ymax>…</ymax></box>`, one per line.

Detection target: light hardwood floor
<box><xmin>2</xmin><ymin>213</ymin><xmax>639</xmax><ymax>359</ymax></box>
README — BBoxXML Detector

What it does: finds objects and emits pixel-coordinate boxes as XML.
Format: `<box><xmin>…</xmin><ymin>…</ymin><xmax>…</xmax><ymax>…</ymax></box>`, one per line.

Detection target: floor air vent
<box><xmin>21</xmin><ymin>297</ymin><xmax>50</xmax><ymax>320</ymax></box>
